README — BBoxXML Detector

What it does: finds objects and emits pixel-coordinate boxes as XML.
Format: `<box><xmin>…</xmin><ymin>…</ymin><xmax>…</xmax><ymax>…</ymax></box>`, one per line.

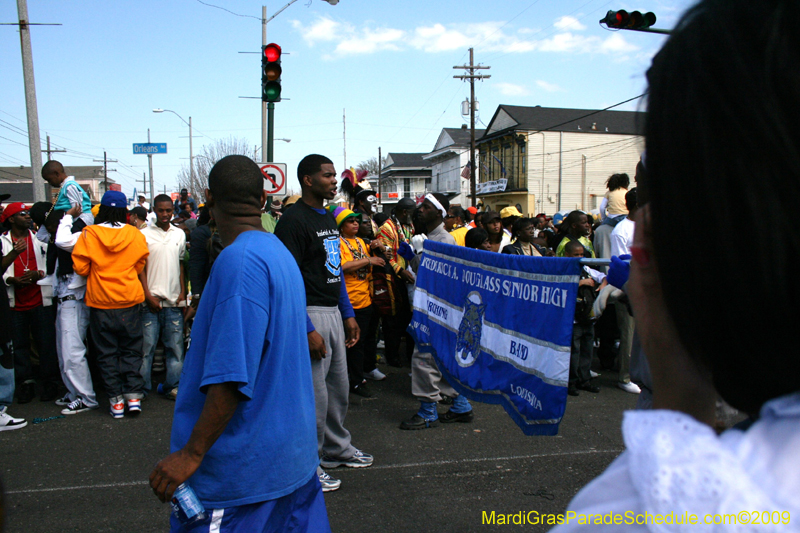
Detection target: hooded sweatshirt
<box><xmin>72</xmin><ymin>222</ymin><xmax>149</xmax><ymax>309</ymax></box>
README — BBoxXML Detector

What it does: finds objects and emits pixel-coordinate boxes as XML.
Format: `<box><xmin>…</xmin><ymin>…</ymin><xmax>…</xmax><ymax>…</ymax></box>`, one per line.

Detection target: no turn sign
<box><xmin>259</xmin><ymin>163</ymin><xmax>287</xmax><ymax>196</ymax></box>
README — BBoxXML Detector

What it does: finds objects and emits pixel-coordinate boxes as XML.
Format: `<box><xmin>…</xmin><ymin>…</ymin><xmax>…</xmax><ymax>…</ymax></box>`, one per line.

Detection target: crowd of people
<box><xmin>4</xmin><ymin>0</ymin><xmax>799</xmax><ymax>528</ymax></box>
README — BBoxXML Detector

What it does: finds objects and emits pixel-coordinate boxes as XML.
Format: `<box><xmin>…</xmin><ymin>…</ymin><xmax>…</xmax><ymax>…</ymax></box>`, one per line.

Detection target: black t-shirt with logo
<box><xmin>274</xmin><ymin>200</ymin><xmax>341</xmax><ymax>308</ymax></box>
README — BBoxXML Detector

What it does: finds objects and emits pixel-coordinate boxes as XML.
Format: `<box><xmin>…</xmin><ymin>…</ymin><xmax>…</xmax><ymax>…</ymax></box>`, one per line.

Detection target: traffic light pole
<box><xmin>261</xmin><ymin>5</ymin><xmax>268</xmax><ymax>163</ymax></box>
<box><xmin>267</xmin><ymin>102</ymin><xmax>275</xmax><ymax>162</ymax></box>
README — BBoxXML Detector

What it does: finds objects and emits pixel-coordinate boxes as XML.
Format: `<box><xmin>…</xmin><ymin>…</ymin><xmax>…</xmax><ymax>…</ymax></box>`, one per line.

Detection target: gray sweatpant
<box><xmin>411</xmin><ymin>345</ymin><xmax>458</xmax><ymax>403</ymax></box>
<box><xmin>308</xmin><ymin>306</ymin><xmax>355</xmax><ymax>461</ymax></box>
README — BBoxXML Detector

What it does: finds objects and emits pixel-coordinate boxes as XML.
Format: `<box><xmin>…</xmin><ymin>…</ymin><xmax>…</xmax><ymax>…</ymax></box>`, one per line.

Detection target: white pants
<box><xmin>56</xmin><ymin>299</ymin><xmax>97</xmax><ymax>407</ymax></box>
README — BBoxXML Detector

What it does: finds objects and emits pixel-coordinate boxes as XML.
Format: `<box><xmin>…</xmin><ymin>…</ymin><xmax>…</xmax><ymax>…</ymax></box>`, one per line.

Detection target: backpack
<box><xmin>574</xmin><ymin>273</ymin><xmax>598</xmax><ymax>325</ymax></box>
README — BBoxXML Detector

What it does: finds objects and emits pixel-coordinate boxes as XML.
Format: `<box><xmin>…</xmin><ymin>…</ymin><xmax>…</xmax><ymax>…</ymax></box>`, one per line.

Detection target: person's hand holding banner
<box><xmin>607</xmin><ymin>254</ymin><xmax>631</xmax><ymax>289</ymax></box>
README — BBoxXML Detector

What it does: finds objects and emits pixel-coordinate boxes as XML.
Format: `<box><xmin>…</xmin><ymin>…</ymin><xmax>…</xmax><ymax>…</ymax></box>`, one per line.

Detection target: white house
<box><xmin>423</xmin><ymin>126</ymin><xmax>485</xmax><ymax>208</ymax></box>
<box><xmin>377</xmin><ymin>153</ymin><xmax>431</xmax><ymax>210</ymax></box>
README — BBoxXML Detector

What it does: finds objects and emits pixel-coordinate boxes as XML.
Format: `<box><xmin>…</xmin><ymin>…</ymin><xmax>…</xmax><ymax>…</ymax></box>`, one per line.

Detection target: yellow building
<box><xmin>477</xmin><ymin>105</ymin><xmax>644</xmax><ymax>217</ymax></box>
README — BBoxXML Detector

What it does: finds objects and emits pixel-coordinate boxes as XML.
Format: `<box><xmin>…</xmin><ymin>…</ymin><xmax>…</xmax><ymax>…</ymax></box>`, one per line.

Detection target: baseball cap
<box><xmin>284</xmin><ymin>194</ymin><xmax>301</xmax><ymax>207</ymax></box>
<box><xmin>101</xmin><ymin>190</ymin><xmax>127</xmax><ymax>208</ymax></box>
<box><xmin>500</xmin><ymin>206</ymin><xmax>523</xmax><ymax>219</ymax></box>
<box><xmin>0</xmin><ymin>202</ymin><xmax>27</xmax><ymax>223</ymax></box>
<box><xmin>483</xmin><ymin>210</ymin><xmax>501</xmax><ymax>223</ymax></box>
<box><xmin>466</xmin><ymin>206</ymin><xmax>477</xmax><ymax>215</ymax></box>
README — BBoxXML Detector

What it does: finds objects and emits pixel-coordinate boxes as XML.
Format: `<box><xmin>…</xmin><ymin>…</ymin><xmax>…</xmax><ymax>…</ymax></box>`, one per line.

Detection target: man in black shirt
<box><xmin>275</xmin><ymin>154</ymin><xmax>373</xmax><ymax>493</ymax></box>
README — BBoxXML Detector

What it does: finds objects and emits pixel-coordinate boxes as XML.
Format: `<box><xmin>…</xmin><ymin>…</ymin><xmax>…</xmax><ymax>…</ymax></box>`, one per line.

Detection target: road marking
<box><xmin>365</xmin><ymin>448</ymin><xmax>624</xmax><ymax>471</ymax></box>
<box><xmin>7</xmin><ymin>481</ymin><xmax>149</xmax><ymax>494</ymax></box>
<box><xmin>6</xmin><ymin>448</ymin><xmax>623</xmax><ymax>495</ymax></box>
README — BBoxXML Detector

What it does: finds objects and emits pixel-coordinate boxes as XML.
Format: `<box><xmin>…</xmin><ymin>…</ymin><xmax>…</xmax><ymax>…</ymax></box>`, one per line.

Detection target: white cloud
<box><xmin>291</xmin><ymin>17</ymin><xmax>639</xmax><ymax>59</ymax></box>
<box><xmin>334</xmin><ymin>28</ymin><xmax>405</xmax><ymax>55</ymax></box>
<box><xmin>553</xmin><ymin>16</ymin><xmax>586</xmax><ymax>31</ymax></box>
<box><xmin>536</xmin><ymin>80</ymin><xmax>560</xmax><ymax>92</ymax></box>
<box><xmin>291</xmin><ymin>17</ymin><xmax>343</xmax><ymax>45</ymax></box>
<box><xmin>496</xmin><ymin>82</ymin><xmax>530</xmax><ymax>96</ymax></box>
<box><xmin>599</xmin><ymin>33</ymin><xmax>639</xmax><ymax>53</ymax></box>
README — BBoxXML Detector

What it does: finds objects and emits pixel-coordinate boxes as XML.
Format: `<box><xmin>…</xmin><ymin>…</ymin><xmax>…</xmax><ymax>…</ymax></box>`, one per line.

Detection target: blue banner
<box><xmin>408</xmin><ymin>240</ymin><xmax>582</xmax><ymax>436</ymax></box>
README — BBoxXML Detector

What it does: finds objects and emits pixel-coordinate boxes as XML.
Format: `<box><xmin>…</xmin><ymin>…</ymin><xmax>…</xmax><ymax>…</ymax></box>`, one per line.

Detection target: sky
<box><xmin>0</xmin><ymin>0</ymin><xmax>696</xmax><ymax>196</ymax></box>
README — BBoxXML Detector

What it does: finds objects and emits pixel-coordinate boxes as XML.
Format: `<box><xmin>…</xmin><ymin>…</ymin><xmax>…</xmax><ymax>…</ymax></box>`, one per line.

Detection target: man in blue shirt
<box><xmin>150</xmin><ymin>155</ymin><xmax>329</xmax><ymax>532</ymax></box>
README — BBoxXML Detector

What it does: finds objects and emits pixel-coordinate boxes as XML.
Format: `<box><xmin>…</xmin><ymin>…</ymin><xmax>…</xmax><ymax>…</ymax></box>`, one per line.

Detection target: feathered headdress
<box><xmin>340</xmin><ymin>167</ymin><xmax>373</xmax><ymax>206</ymax></box>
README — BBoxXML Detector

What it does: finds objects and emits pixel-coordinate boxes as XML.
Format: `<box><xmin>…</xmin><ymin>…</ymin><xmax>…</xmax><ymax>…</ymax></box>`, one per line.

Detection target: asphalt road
<box><xmin>1</xmin><ymin>362</ymin><xmax>637</xmax><ymax>532</ymax></box>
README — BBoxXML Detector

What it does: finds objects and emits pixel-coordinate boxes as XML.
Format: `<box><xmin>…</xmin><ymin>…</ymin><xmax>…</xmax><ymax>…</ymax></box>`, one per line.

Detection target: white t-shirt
<box><xmin>610</xmin><ymin>217</ymin><xmax>635</xmax><ymax>257</ymax></box>
<box><xmin>554</xmin><ymin>393</ymin><xmax>800</xmax><ymax>532</ymax></box>
<box><xmin>141</xmin><ymin>223</ymin><xmax>186</xmax><ymax>307</ymax></box>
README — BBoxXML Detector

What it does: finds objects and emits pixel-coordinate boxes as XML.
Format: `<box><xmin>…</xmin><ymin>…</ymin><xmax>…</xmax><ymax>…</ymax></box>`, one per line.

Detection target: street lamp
<box><xmin>153</xmin><ymin>108</ymin><xmax>194</xmax><ymax>197</ymax></box>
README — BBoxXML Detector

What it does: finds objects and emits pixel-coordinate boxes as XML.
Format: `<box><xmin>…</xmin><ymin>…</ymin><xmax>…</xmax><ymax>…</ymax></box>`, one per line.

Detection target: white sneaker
<box><xmin>364</xmin><ymin>369</ymin><xmax>386</xmax><ymax>381</ymax></box>
<box><xmin>376</xmin><ymin>340</ymin><xmax>385</xmax><ymax>349</ymax></box>
<box><xmin>318</xmin><ymin>471</ymin><xmax>341</xmax><ymax>492</ymax></box>
<box><xmin>0</xmin><ymin>406</ymin><xmax>27</xmax><ymax>431</ymax></box>
<box><xmin>617</xmin><ymin>381</ymin><xmax>641</xmax><ymax>394</ymax></box>
<box><xmin>590</xmin><ymin>370</ymin><xmax>600</xmax><ymax>379</ymax></box>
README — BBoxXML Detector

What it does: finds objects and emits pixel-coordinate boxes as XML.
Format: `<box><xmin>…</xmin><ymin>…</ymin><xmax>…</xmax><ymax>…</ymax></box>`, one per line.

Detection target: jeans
<box><xmin>570</xmin><ymin>322</ymin><xmax>594</xmax><ymax>387</ymax></box>
<box><xmin>0</xmin><ymin>339</ymin><xmax>15</xmax><ymax>407</ymax></box>
<box><xmin>141</xmin><ymin>306</ymin><xmax>184</xmax><ymax>392</ymax></box>
<box><xmin>90</xmin><ymin>305</ymin><xmax>144</xmax><ymax>402</ymax></box>
<box><xmin>11</xmin><ymin>304</ymin><xmax>58</xmax><ymax>385</ymax></box>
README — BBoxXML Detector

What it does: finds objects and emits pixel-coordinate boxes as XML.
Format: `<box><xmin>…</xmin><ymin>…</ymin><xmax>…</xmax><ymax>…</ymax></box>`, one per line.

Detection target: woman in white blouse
<box><xmin>555</xmin><ymin>0</ymin><xmax>800</xmax><ymax>530</ymax></box>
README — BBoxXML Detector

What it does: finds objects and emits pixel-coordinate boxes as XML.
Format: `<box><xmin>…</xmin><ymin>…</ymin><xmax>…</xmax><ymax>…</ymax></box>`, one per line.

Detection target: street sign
<box><xmin>259</xmin><ymin>162</ymin><xmax>287</xmax><ymax>196</ymax></box>
<box><xmin>133</xmin><ymin>143</ymin><xmax>167</xmax><ymax>154</ymax></box>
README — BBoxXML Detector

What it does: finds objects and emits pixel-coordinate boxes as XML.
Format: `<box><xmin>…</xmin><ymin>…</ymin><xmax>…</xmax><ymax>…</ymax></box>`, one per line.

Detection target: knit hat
<box><xmin>330</xmin><ymin>206</ymin><xmax>361</xmax><ymax>228</ymax></box>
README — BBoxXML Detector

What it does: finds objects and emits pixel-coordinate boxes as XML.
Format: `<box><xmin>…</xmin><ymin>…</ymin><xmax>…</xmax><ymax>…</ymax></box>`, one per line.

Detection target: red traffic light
<box><xmin>600</xmin><ymin>9</ymin><xmax>656</xmax><ymax>30</ymax></box>
<box><xmin>264</xmin><ymin>43</ymin><xmax>281</xmax><ymax>62</ymax></box>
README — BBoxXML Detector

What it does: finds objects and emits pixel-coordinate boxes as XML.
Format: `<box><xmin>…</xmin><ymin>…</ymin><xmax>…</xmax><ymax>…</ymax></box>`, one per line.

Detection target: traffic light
<box><xmin>600</xmin><ymin>10</ymin><xmax>656</xmax><ymax>30</ymax></box>
<box><xmin>262</xmin><ymin>43</ymin><xmax>282</xmax><ymax>102</ymax></box>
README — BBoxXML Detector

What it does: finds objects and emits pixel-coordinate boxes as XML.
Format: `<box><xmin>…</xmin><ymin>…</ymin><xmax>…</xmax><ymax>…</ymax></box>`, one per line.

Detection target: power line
<box><xmin>195</xmin><ymin>0</ymin><xmax>261</xmax><ymax>21</ymax></box>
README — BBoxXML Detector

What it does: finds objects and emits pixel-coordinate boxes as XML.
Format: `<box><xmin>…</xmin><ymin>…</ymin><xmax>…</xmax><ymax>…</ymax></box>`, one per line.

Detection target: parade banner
<box><xmin>408</xmin><ymin>240</ymin><xmax>581</xmax><ymax>435</ymax></box>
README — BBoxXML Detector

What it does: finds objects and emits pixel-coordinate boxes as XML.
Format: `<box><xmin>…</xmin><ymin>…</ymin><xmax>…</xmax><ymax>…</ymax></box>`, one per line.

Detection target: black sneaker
<box><xmin>351</xmin><ymin>382</ymin><xmax>374</xmax><ymax>398</ymax></box>
<box><xmin>61</xmin><ymin>399</ymin><xmax>97</xmax><ymax>415</ymax></box>
<box><xmin>55</xmin><ymin>394</ymin><xmax>72</xmax><ymax>406</ymax></box>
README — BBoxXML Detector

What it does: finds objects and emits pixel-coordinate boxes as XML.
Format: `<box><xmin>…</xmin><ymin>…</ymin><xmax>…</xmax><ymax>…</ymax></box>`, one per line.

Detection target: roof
<box><xmin>442</xmin><ymin>127</ymin><xmax>485</xmax><ymax>146</ymax></box>
<box><xmin>0</xmin><ymin>182</ymin><xmax>41</xmax><ymax>204</ymax></box>
<box><xmin>383</xmin><ymin>153</ymin><xmax>431</xmax><ymax>170</ymax></box>
<box><xmin>482</xmin><ymin>105</ymin><xmax>644</xmax><ymax>140</ymax></box>
<box><xmin>0</xmin><ymin>165</ymin><xmax>108</xmax><ymax>183</ymax></box>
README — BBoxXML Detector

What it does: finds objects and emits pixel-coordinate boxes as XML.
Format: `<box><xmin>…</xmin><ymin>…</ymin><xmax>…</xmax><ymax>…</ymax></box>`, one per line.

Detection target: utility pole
<box><xmin>138</xmin><ymin>172</ymin><xmax>148</xmax><ymax>202</ymax></box>
<box><xmin>343</xmin><ymin>108</ymin><xmax>347</xmax><ymax>169</ymax></box>
<box><xmin>454</xmin><ymin>48</ymin><xmax>490</xmax><ymax>207</ymax></box>
<box><xmin>147</xmin><ymin>128</ymin><xmax>155</xmax><ymax>206</ymax></box>
<box><xmin>16</xmin><ymin>0</ymin><xmax>46</xmax><ymax>202</ymax></box>
<box><xmin>93</xmin><ymin>151</ymin><xmax>118</xmax><ymax>193</ymax></box>
<box><xmin>377</xmin><ymin>146</ymin><xmax>382</xmax><ymax>209</ymax></box>
<box><xmin>261</xmin><ymin>5</ymin><xmax>267</xmax><ymax>162</ymax></box>
<box><xmin>42</xmin><ymin>135</ymin><xmax>65</xmax><ymax>161</ymax></box>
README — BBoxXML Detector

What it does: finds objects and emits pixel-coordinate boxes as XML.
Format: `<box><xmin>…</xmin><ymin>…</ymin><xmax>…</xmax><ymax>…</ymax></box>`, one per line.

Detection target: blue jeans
<box><xmin>141</xmin><ymin>306</ymin><xmax>184</xmax><ymax>392</ymax></box>
<box><xmin>0</xmin><ymin>339</ymin><xmax>15</xmax><ymax>407</ymax></box>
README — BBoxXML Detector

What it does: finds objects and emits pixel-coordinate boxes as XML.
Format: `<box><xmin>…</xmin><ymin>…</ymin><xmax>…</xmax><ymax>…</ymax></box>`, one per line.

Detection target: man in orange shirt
<box><xmin>72</xmin><ymin>191</ymin><xmax>149</xmax><ymax>419</ymax></box>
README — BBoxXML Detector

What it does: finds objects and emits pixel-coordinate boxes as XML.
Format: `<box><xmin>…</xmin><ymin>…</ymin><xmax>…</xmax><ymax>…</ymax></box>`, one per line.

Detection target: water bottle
<box><xmin>170</xmin><ymin>483</ymin><xmax>206</xmax><ymax>525</ymax></box>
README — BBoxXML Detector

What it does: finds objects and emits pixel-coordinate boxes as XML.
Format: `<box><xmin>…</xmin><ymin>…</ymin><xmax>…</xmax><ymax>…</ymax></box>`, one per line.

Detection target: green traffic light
<box><xmin>264</xmin><ymin>81</ymin><xmax>281</xmax><ymax>102</ymax></box>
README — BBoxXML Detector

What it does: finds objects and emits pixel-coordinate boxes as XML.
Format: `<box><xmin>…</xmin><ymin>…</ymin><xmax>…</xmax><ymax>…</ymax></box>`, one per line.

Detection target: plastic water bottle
<box><xmin>170</xmin><ymin>483</ymin><xmax>206</xmax><ymax>525</ymax></box>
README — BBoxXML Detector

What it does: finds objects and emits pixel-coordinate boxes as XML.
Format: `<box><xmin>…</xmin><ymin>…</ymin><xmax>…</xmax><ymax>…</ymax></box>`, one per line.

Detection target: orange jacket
<box><xmin>72</xmin><ymin>224</ymin><xmax>149</xmax><ymax>309</ymax></box>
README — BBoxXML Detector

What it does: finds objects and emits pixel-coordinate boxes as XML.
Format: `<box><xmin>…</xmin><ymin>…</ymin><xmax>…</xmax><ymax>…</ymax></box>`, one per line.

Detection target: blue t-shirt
<box><xmin>170</xmin><ymin>230</ymin><xmax>318</xmax><ymax>508</ymax></box>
